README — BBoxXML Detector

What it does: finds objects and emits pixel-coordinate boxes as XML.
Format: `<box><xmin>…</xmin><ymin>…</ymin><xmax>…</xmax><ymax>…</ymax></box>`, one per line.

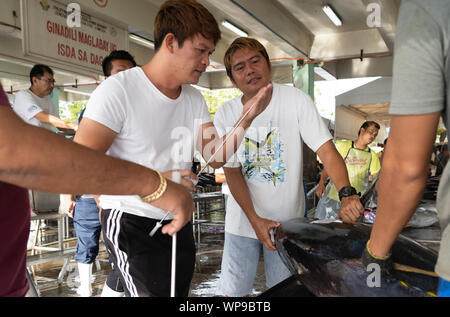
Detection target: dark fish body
<box><xmin>277</xmin><ymin>218</ymin><xmax>438</xmax><ymax>297</ymax></box>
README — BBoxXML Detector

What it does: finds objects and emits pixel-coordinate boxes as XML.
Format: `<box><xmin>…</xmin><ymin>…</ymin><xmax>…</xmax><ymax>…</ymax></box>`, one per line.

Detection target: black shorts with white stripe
<box><xmin>101</xmin><ymin>209</ymin><xmax>196</xmax><ymax>297</ymax></box>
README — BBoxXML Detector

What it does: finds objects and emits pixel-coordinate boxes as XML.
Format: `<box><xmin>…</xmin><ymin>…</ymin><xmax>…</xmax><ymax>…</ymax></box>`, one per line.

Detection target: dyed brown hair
<box><xmin>154</xmin><ymin>0</ymin><xmax>221</xmax><ymax>52</ymax></box>
<box><xmin>224</xmin><ymin>37</ymin><xmax>271</xmax><ymax>81</ymax></box>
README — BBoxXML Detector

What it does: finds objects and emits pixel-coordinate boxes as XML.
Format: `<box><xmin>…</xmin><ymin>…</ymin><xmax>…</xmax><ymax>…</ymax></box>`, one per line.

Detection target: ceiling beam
<box><xmin>334</xmin><ymin>55</ymin><xmax>393</xmax><ymax>79</ymax></box>
<box><xmin>199</xmin><ymin>64</ymin><xmax>294</xmax><ymax>90</ymax></box>
<box><xmin>359</xmin><ymin>0</ymin><xmax>400</xmax><ymax>52</ymax></box>
<box><xmin>310</xmin><ymin>29</ymin><xmax>389</xmax><ymax>59</ymax></box>
<box><xmin>203</xmin><ymin>0</ymin><xmax>313</xmax><ymax>58</ymax></box>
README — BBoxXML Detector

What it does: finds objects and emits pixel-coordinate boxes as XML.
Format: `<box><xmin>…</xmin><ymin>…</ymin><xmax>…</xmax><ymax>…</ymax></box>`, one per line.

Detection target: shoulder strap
<box><xmin>342</xmin><ymin>141</ymin><xmax>353</xmax><ymax>160</ymax></box>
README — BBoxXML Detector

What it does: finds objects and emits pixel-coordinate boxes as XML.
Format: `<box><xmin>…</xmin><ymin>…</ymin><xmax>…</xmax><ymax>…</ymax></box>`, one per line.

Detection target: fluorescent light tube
<box><xmin>322</xmin><ymin>5</ymin><xmax>342</xmax><ymax>27</ymax></box>
<box><xmin>64</xmin><ymin>88</ymin><xmax>91</xmax><ymax>96</ymax></box>
<box><xmin>221</xmin><ymin>20</ymin><xmax>248</xmax><ymax>37</ymax></box>
<box><xmin>129</xmin><ymin>34</ymin><xmax>155</xmax><ymax>49</ymax></box>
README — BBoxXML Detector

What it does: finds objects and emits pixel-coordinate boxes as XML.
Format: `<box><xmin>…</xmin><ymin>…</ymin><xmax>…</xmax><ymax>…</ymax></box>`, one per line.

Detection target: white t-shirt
<box><xmin>12</xmin><ymin>89</ymin><xmax>58</xmax><ymax>130</ymax></box>
<box><xmin>214</xmin><ymin>83</ymin><xmax>332</xmax><ymax>239</ymax></box>
<box><xmin>84</xmin><ymin>67</ymin><xmax>211</xmax><ymax>220</ymax></box>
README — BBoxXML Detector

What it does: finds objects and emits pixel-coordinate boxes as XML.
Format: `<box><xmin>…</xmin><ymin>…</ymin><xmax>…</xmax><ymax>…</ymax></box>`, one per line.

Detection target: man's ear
<box><xmin>164</xmin><ymin>33</ymin><xmax>177</xmax><ymax>54</ymax></box>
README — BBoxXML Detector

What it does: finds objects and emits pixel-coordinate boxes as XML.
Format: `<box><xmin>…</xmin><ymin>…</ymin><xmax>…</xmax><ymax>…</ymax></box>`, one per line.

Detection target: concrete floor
<box><xmin>27</xmin><ymin>215</ymin><xmax>442</xmax><ymax>298</ymax></box>
<box><xmin>28</xmin><ymin>225</ymin><xmax>269</xmax><ymax>297</ymax></box>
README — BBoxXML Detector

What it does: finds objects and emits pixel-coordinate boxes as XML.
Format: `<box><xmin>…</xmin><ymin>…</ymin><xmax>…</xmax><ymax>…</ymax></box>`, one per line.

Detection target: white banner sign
<box><xmin>21</xmin><ymin>0</ymin><xmax>129</xmax><ymax>74</ymax></box>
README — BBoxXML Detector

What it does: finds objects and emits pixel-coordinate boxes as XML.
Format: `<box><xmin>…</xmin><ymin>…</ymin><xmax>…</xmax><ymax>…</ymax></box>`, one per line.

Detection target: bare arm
<box><xmin>0</xmin><ymin>107</ymin><xmax>155</xmax><ymax>196</ymax></box>
<box><xmin>73</xmin><ymin>117</ymin><xmax>117</xmax><ymax>152</ymax></box>
<box><xmin>316</xmin><ymin>140</ymin><xmax>364</xmax><ymax>223</ymax></box>
<box><xmin>199</xmin><ymin>84</ymin><xmax>273</xmax><ymax>169</ymax></box>
<box><xmin>34</xmin><ymin>111</ymin><xmax>78</xmax><ymax>131</ymax></box>
<box><xmin>316</xmin><ymin>168</ymin><xmax>328</xmax><ymax>199</ymax></box>
<box><xmin>0</xmin><ymin>107</ymin><xmax>193</xmax><ymax>235</ymax></box>
<box><xmin>75</xmin><ymin>118</ymin><xmax>197</xmax><ymax>191</ymax></box>
<box><xmin>369</xmin><ymin>113</ymin><xmax>440</xmax><ymax>257</ymax></box>
<box><xmin>316</xmin><ymin>141</ymin><xmax>350</xmax><ymax>191</ymax></box>
<box><xmin>74</xmin><ymin>117</ymin><xmax>195</xmax><ymax>235</ymax></box>
<box><xmin>224</xmin><ymin>167</ymin><xmax>279</xmax><ymax>250</ymax></box>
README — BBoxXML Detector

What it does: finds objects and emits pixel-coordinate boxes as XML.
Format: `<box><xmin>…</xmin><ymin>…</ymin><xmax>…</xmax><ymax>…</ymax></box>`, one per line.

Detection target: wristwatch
<box><xmin>338</xmin><ymin>186</ymin><xmax>359</xmax><ymax>201</ymax></box>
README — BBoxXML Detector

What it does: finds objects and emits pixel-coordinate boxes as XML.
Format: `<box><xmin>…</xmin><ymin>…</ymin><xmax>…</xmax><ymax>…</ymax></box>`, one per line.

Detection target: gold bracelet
<box><xmin>366</xmin><ymin>240</ymin><xmax>391</xmax><ymax>260</ymax></box>
<box><xmin>141</xmin><ymin>171</ymin><xmax>167</xmax><ymax>204</ymax></box>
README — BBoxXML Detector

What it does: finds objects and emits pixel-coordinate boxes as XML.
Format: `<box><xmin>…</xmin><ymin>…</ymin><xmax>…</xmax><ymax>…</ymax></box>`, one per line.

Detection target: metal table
<box><xmin>192</xmin><ymin>191</ymin><xmax>225</xmax><ymax>244</ymax></box>
<box><xmin>27</xmin><ymin>212</ymin><xmax>75</xmax><ymax>297</ymax></box>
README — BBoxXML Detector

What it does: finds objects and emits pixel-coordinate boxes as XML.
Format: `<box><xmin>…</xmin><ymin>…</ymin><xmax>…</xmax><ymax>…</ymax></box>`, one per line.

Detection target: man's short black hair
<box><xmin>30</xmin><ymin>64</ymin><xmax>54</xmax><ymax>85</ymax></box>
<box><xmin>358</xmin><ymin>121</ymin><xmax>380</xmax><ymax>136</ymax></box>
<box><xmin>102</xmin><ymin>50</ymin><xmax>137</xmax><ymax>77</ymax></box>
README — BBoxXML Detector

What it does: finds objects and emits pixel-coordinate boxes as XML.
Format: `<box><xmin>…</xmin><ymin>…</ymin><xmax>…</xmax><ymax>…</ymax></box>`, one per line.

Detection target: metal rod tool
<box><xmin>197</xmin><ymin>102</ymin><xmax>257</xmax><ymax>176</ymax></box>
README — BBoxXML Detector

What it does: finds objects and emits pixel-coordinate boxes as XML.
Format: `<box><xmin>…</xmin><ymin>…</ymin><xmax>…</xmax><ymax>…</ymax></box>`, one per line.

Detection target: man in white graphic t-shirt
<box><xmin>12</xmin><ymin>64</ymin><xmax>78</xmax><ymax>132</ymax></box>
<box><xmin>214</xmin><ymin>37</ymin><xmax>364</xmax><ymax>296</ymax></box>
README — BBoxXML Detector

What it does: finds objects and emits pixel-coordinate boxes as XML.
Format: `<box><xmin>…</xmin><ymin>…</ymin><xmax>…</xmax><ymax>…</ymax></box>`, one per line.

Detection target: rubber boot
<box><xmin>100</xmin><ymin>281</ymin><xmax>125</xmax><ymax>297</ymax></box>
<box><xmin>76</xmin><ymin>263</ymin><xmax>92</xmax><ymax>297</ymax></box>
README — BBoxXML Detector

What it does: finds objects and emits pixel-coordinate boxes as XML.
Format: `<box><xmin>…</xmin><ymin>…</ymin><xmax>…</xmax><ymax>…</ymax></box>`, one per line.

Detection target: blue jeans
<box><xmin>218</xmin><ymin>232</ymin><xmax>292</xmax><ymax>296</ymax></box>
<box><xmin>73</xmin><ymin>198</ymin><xmax>101</xmax><ymax>264</ymax></box>
<box><xmin>438</xmin><ymin>278</ymin><xmax>450</xmax><ymax>297</ymax></box>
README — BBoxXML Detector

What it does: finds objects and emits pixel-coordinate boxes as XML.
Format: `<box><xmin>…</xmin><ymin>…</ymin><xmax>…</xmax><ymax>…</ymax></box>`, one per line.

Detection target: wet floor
<box><xmin>28</xmin><ymin>212</ymin><xmax>442</xmax><ymax>297</ymax></box>
<box><xmin>28</xmin><ymin>222</ymin><xmax>269</xmax><ymax>297</ymax></box>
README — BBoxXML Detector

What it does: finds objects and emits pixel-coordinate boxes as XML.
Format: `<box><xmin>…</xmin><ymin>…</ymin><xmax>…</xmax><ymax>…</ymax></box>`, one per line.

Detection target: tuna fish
<box><xmin>276</xmin><ymin>218</ymin><xmax>438</xmax><ymax>297</ymax></box>
<box><xmin>407</xmin><ymin>206</ymin><xmax>439</xmax><ymax>228</ymax></box>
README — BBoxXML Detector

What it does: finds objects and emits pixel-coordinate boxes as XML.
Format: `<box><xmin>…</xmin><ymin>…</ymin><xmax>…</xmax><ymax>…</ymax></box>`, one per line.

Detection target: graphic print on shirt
<box><xmin>28</xmin><ymin>105</ymin><xmax>39</xmax><ymax>114</ymax></box>
<box><xmin>345</xmin><ymin>156</ymin><xmax>370</xmax><ymax>170</ymax></box>
<box><xmin>241</xmin><ymin>121</ymin><xmax>286</xmax><ymax>186</ymax></box>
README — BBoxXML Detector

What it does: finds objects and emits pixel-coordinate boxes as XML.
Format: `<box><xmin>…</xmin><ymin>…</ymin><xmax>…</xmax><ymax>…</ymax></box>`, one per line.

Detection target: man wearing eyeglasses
<box><xmin>12</xmin><ymin>64</ymin><xmax>78</xmax><ymax>132</ymax></box>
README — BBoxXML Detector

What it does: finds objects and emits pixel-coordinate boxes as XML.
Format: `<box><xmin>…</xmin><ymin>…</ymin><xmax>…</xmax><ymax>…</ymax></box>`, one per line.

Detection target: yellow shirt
<box><xmin>328</xmin><ymin>140</ymin><xmax>381</xmax><ymax>201</ymax></box>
